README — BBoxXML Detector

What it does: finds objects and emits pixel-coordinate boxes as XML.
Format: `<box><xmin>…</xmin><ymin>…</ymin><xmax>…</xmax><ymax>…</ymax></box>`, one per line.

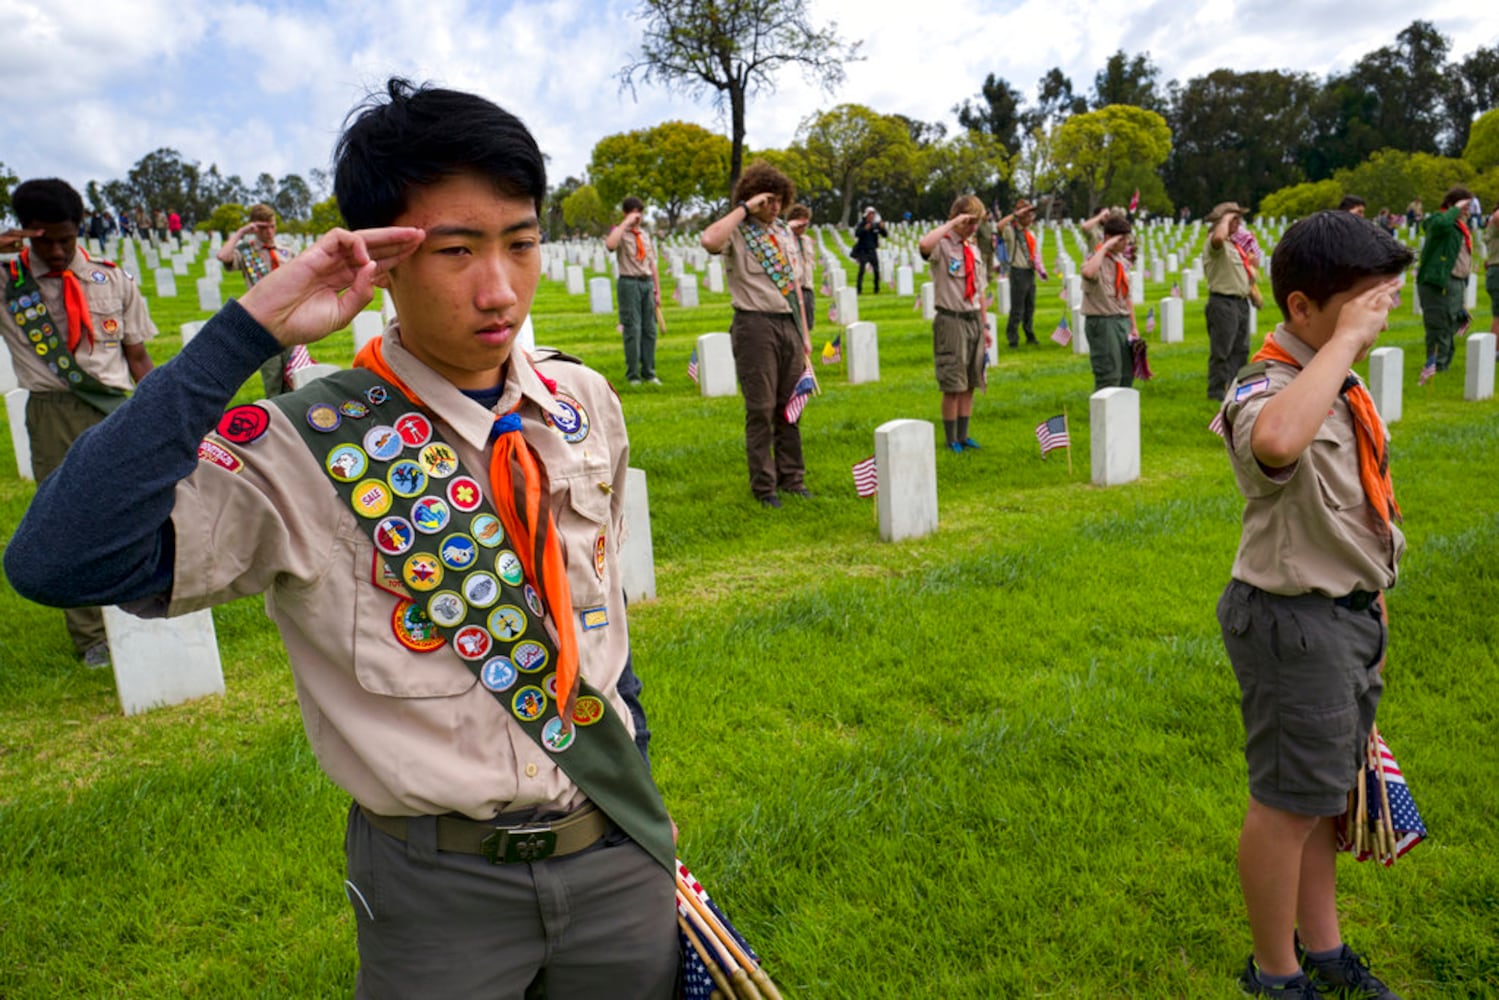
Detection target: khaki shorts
<box><xmin>933</xmin><ymin>310</ymin><xmax>986</xmax><ymax>393</ymax></box>
<box><xmin>1218</xmin><ymin>581</ymin><xmax>1386</xmax><ymax>816</ymax></box>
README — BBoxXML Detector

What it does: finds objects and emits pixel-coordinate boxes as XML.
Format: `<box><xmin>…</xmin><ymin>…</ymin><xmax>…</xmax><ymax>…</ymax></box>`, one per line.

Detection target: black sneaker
<box><xmin>784</xmin><ymin>486</ymin><xmax>812</xmax><ymax>498</ymax></box>
<box><xmin>759</xmin><ymin>495</ymin><xmax>782</xmax><ymax>509</ymax></box>
<box><xmin>1304</xmin><ymin>944</ymin><xmax>1402</xmax><ymax>999</ymax></box>
<box><xmin>1239</xmin><ymin>956</ymin><xmax>1318</xmax><ymax>998</ymax></box>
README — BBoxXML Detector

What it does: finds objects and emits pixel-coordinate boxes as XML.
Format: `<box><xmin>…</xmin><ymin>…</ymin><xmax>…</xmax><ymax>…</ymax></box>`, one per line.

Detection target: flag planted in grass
<box><xmin>1418</xmin><ymin>356</ymin><xmax>1437</xmax><ymax>386</ymax></box>
<box><xmin>1170</xmin><ymin>282</ymin><xmax>1181</xmax><ymax>299</ymax></box>
<box><xmin>851</xmin><ymin>454</ymin><xmax>878</xmax><ymax>497</ymax></box>
<box><xmin>1035</xmin><ymin>414</ymin><xmax>1070</xmax><ymax>457</ymax></box>
<box><xmin>687</xmin><ymin>349</ymin><xmax>698</xmax><ymax>385</ymax></box>
<box><xmin>1131</xmin><ymin>337</ymin><xmax>1154</xmax><ymax>380</ymax></box>
<box><xmin>677</xmin><ymin>859</ymin><xmax>785</xmax><ymax>1000</ymax></box>
<box><xmin>1050</xmin><ymin>314</ymin><xmax>1072</xmax><ymax>346</ymax></box>
<box><xmin>821</xmin><ymin>335</ymin><xmax>841</xmax><ymax>364</ymax></box>
<box><xmin>1337</xmin><ymin>728</ymin><xmax>1426</xmax><ymax>866</ymax></box>
<box><xmin>784</xmin><ymin>367</ymin><xmax>817</xmax><ymax>424</ymax></box>
<box><xmin>1144</xmin><ymin>306</ymin><xmax>1155</xmax><ymax>335</ymax></box>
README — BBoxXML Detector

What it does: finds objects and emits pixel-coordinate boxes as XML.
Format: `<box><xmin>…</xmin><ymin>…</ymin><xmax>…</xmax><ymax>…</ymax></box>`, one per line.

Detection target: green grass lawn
<box><xmin>1</xmin><ymin>233</ymin><xmax>1496</xmax><ymax>997</ymax></box>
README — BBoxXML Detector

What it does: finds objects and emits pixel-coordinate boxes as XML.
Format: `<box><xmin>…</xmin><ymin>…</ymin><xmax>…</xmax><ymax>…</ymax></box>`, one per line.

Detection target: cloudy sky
<box><xmin>6</xmin><ymin>0</ymin><xmax>1496</xmax><ymax>203</ymax></box>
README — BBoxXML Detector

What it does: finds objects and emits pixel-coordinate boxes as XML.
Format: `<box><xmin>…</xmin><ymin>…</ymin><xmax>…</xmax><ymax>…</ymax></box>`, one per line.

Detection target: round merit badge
<box><xmin>365</xmin><ymin>385</ymin><xmax>389</xmax><ymax>406</ymax></box>
<box><xmin>418</xmin><ymin>442</ymin><xmax>459</xmax><ymax>479</ymax></box>
<box><xmin>395</xmin><ymin>412</ymin><xmax>433</xmax><ymax>448</ymax></box>
<box><xmin>470</xmin><ymin>513</ymin><xmax>504</xmax><ymax>548</ymax></box>
<box><xmin>438</xmin><ymin>533</ymin><xmax>478</xmax><ymax>571</ymax></box>
<box><xmin>542</xmin><ymin>672</ymin><xmax>558</xmax><ymax>698</ymax></box>
<box><xmin>386</xmin><ymin>459</ymin><xmax>428</xmax><ymax>498</ymax></box>
<box><xmin>326</xmin><ymin>444</ymin><xmax>368</xmax><ymax>482</ymax></box>
<box><xmin>352</xmin><ymin>479</ymin><xmax>393</xmax><ymax>518</ymax></box>
<box><xmin>362</xmin><ymin>425</ymin><xmax>404</xmax><ymax>461</ymax></box>
<box><xmin>546</xmin><ymin>395</ymin><xmax>590</xmax><ymax>443</ymax></box>
<box><xmin>426</xmin><ymin>590</ymin><xmax>467</xmax><ymax>628</ymax></box>
<box><xmin>480</xmin><ymin>656</ymin><xmax>517</xmax><ymax>692</ymax></box>
<box><xmin>102</xmin><ymin>318</ymin><xmax>119</xmax><ymax>334</ymax></box>
<box><xmin>391</xmin><ymin>599</ymin><xmax>444</xmax><ymax>652</ymax></box>
<box><xmin>447</xmin><ymin>476</ymin><xmax>483</xmax><ymax>512</ymax></box>
<box><xmin>453</xmin><ymin>624</ymin><xmax>493</xmax><ymax>661</ymax></box>
<box><xmin>373</xmin><ymin>515</ymin><xmax>415</xmax><ymax>556</ymax></box>
<box><xmin>487</xmin><ymin>604</ymin><xmax>528</xmax><ymax>642</ymax></box>
<box><xmin>512</xmin><ymin>640</ymin><xmax>548</xmax><ymax>673</ymax></box>
<box><xmin>495</xmin><ymin>550</ymin><xmax>524</xmax><ymax>586</ymax></box>
<box><xmin>462</xmin><ymin>571</ymin><xmax>500</xmax><ymax>609</ymax></box>
<box><xmin>307</xmin><ymin>403</ymin><xmax>342</xmax><ymax>433</ymax></box>
<box><xmin>411</xmin><ymin>496</ymin><xmax>451</xmax><ymax>534</ymax></box>
<box><xmin>402</xmin><ymin>552</ymin><xmax>443</xmax><ymax>591</ymax></box>
<box><xmin>593</xmin><ymin>530</ymin><xmax>607</xmax><ymax>579</ymax></box>
<box><xmin>339</xmin><ymin>400</ymin><xmax>370</xmax><ymax>419</ymax></box>
<box><xmin>571</xmin><ymin>696</ymin><xmax>605</xmax><ymax>727</ymax></box>
<box><xmin>217</xmin><ymin>404</ymin><xmax>270</xmax><ymax>445</ymax></box>
<box><xmin>511</xmin><ymin>685</ymin><xmax>547</xmax><ymax>722</ymax></box>
<box><xmin>541</xmin><ymin>717</ymin><xmax>574</xmax><ymax>752</ymax></box>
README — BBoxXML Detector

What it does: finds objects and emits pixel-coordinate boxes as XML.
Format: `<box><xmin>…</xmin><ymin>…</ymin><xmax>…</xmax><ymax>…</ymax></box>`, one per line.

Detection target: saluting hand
<box><xmin>240</xmin><ymin>227</ymin><xmax>424</xmax><ymax>346</ymax></box>
<box><xmin>1331</xmin><ymin>277</ymin><xmax>1402</xmax><ymax>359</ymax></box>
<box><xmin>1</xmin><ymin>228</ymin><xmax>42</xmax><ymax>254</ymax></box>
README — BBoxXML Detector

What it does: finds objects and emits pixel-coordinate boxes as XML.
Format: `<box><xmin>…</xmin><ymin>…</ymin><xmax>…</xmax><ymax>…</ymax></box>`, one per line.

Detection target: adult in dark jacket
<box><xmin>851</xmin><ymin>207</ymin><xmax>888</xmax><ymax>294</ymax></box>
<box><xmin>1415</xmin><ymin>186</ymin><xmax>1474</xmax><ymax>372</ymax></box>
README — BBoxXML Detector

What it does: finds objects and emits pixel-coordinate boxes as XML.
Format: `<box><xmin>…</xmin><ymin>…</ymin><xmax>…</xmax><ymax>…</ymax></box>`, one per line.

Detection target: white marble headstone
<box><xmin>103</xmin><ymin>606</ymin><xmax>225</xmax><ymax>716</ymax></box>
<box><xmin>875</xmin><ymin>418</ymin><xmax>938</xmax><ymax>542</ymax></box>
<box><xmin>6</xmin><ymin>388</ymin><xmax>32</xmax><ymax>480</ymax></box>
<box><xmin>619</xmin><ymin>467</ymin><xmax>656</xmax><ymax>603</ymax></box>
<box><xmin>994</xmin><ymin>276</ymin><xmax>1011</xmax><ymax>315</ymax></box>
<box><xmin>195</xmin><ymin>277</ymin><xmax>221</xmax><ymax>312</ymax></box>
<box><xmin>1367</xmin><ymin>347</ymin><xmax>1403</xmax><ymax>423</ymax></box>
<box><xmin>353</xmin><ymin>312</ymin><xmax>385</xmax><ymax>352</ymax></box>
<box><xmin>289</xmin><ymin>363</ymin><xmax>341</xmax><ymax>389</ymax></box>
<box><xmin>846</xmin><ymin>321</ymin><xmax>879</xmax><ymax>384</ymax></box>
<box><xmin>677</xmin><ymin>276</ymin><xmax>698</xmax><ymax>308</ymax></box>
<box><xmin>696</xmin><ymin>332</ymin><xmax>737</xmax><ymax>398</ymax></box>
<box><xmin>1466</xmin><ymin>333</ymin><xmax>1496</xmax><ymax>401</ymax></box>
<box><xmin>180</xmin><ymin>321</ymin><xmax>204</xmax><ymax>345</ymax></box>
<box><xmin>706</xmin><ymin>259</ymin><xmax>724</xmax><ymax>294</ymax></box>
<box><xmin>0</xmin><ymin>345</ymin><xmax>16</xmax><ymax>395</ymax></box>
<box><xmin>1161</xmin><ymin>298</ymin><xmax>1184</xmax><ymax>343</ymax></box>
<box><xmin>896</xmin><ymin>265</ymin><xmax>914</xmax><ymax>297</ymax></box>
<box><xmin>835</xmin><ymin>287</ymin><xmax>858</xmax><ymax>326</ymax></box>
<box><xmin>1090</xmin><ymin>387</ymin><xmax>1140</xmax><ymax>487</ymax></box>
<box><xmin>588</xmin><ymin>276</ymin><xmax>613</xmax><ymax>315</ymax></box>
<box><xmin>154</xmin><ymin>269</ymin><xmax>177</xmax><ymax>298</ymax></box>
<box><xmin>1072</xmin><ymin>306</ymin><xmax>1089</xmax><ymax>355</ymax></box>
<box><xmin>565</xmin><ymin>264</ymin><xmax>585</xmax><ymax>296</ymax></box>
<box><xmin>920</xmin><ymin>283</ymin><xmax>935</xmax><ymax>321</ymax></box>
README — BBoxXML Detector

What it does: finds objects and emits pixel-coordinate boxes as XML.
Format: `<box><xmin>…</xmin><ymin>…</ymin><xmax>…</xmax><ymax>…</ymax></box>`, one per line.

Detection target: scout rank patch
<box><xmin>197</xmin><ymin>438</ymin><xmax>243</xmax><ymax>473</ymax></box>
<box><xmin>544</xmin><ymin>394</ymin><xmax>590</xmax><ymax>444</ymax></box>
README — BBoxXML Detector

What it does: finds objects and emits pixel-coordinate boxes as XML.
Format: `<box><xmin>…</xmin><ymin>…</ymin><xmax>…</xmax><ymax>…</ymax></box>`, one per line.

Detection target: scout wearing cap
<box><xmin>1204</xmin><ymin>200</ymin><xmax>1259</xmax><ymax>401</ymax></box>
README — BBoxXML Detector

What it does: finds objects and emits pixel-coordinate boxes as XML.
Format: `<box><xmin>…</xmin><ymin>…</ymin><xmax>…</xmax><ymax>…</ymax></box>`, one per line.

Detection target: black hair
<box><xmin>732</xmin><ymin>161</ymin><xmax>795</xmax><ymax>207</ymax></box>
<box><xmin>621</xmin><ymin>196</ymin><xmax>644</xmax><ymax>214</ymax></box>
<box><xmin>1102</xmin><ymin>215</ymin><xmax>1131</xmax><ymax>237</ymax></box>
<box><xmin>13</xmin><ymin>179</ymin><xmax>84</xmax><ymax>227</ymax></box>
<box><xmin>1270</xmin><ymin>211</ymin><xmax>1413</xmax><ymax>319</ymax></box>
<box><xmin>334</xmin><ymin>78</ymin><xmax>547</xmax><ymax>229</ymax></box>
<box><xmin>1440</xmin><ymin>186</ymin><xmax>1473</xmax><ymax>210</ymax></box>
<box><xmin>1337</xmin><ymin>195</ymin><xmax>1366</xmax><ymax>212</ymax></box>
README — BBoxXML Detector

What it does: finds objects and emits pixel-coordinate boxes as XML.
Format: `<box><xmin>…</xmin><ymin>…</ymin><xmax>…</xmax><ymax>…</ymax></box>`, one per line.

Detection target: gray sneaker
<box><xmin>1304</xmin><ymin>945</ymin><xmax>1402</xmax><ymax>999</ymax></box>
<box><xmin>645</xmin><ymin>376</ymin><xmax>662</xmax><ymax>385</ymax></box>
<box><xmin>1239</xmin><ymin>957</ymin><xmax>1318</xmax><ymax>998</ymax></box>
<box><xmin>82</xmin><ymin>643</ymin><xmax>112</xmax><ymax>670</ymax></box>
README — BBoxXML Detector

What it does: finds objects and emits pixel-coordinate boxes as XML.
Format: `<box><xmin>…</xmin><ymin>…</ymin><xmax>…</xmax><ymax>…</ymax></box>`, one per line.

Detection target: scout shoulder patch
<box><xmin>1234</xmin><ymin>376</ymin><xmax>1271</xmax><ymax>402</ymax></box>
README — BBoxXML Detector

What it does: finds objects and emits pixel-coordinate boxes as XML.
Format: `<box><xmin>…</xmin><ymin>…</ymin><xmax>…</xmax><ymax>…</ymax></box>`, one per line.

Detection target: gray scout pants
<box><xmin>1205</xmin><ymin>293</ymin><xmax>1250</xmax><ymax>401</ymax></box>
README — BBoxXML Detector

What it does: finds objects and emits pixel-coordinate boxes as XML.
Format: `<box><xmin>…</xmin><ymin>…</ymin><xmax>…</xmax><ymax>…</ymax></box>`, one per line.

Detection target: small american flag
<box><xmin>1170</xmin><ymin>282</ymin><xmax>1181</xmax><ymax>299</ymax></box>
<box><xmin>1208</xmin><ymin>407</ymin><xmax>1227</xmax><ymax>439</ymax></box>
<box><xmin>1338</xmin><ymin>731</ymin><xmax>1426</xmax><ymax>866</ymax></box>
<box><xmin>828</xmin><ymin>302</ymin><xmax>838</xmax><ymax>324</ymax></box>
<box><xmin>1050</xmin><ymin>314</ymin><xmax>1072</xmax><ymax>346</ymax></box>
<box><xmin>1418</xmin><ymin>356</ymin><xmax>1436</xmax><ymax>386</ymax></box>
<box><xmin>1456</xmin><ymin>310</ymin><xmax>1471</xmax><ymax>339</ymax></box>
<box><xmin>784</xmin><ymin>367</ymin><xmax>817</xmax><ymax>424</ymax></box>
<box><xmin>851</xmin><ymin>454</ymin><xmax>878</xmax><ymax>497</ymax></box>
<box><xmin>285</xmin><ymin>344</ymin><xmax>315</xmax><ymax>378</ymax></box>
<box><xmin>821</xmin><ymin>335</ymin><xmax>841</xmax><ymax>365</ymax></box>
<box><xmin>677</xmin><ymin>859</ymin><xmax>763</xmax><ymax>1000</ymax></box>
<box><xmin>1035</xmin><ymin>414</ymin><xmax>1069</xmax><ymax>457</ymax></box>
<box><xmin>687</xmin><ymin>349</ymin><xmax>699</xmax><ymax>385</ymax></box>
<box><xmin>1144</xmin><ymin>306</ymin><xmax>1155</xmax><ymax>334</ymax></box>
<box><xmin>1128</xmin><ymin>188</ymin><xmax>1140</xmax><ymax>212</ymax></box>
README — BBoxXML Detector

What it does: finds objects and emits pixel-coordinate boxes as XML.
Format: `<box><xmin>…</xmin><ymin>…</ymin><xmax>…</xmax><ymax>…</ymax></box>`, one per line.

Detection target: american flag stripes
<box><xmin>1050</xmin><ymin>314</ymin><xmax>1072</xmax><ymax>346</ymax></box>
<box><xmin>687</xmin><ymin>349</ymin><xmax>699</xmax><ymax>384</ymax></box>
<box><xmin>1035</xmin><ymin>414</ymin><xmax>1069</xmax><ymax>457</ymax></box>
<box><xmin>1144</xmin><ymin>306</ymin><xmax>1156</xmax><ymax>335</ymax></box>
<box><xmin>1418</xmin><ymin>356</ymin><xmax>1436</xmax><ymax>386</ymax></box>
<box><xmin>284</xmin><ymin>344</ymin><xmax>315</xmax><ymax>379</ymax></box>
<box><xmin>784</xmin><ymin>367</ymin><xmax>817</xmax><ymax>424</ymax></box>
<box><xmin>1208</xmin><ymin>408</ymin><xmax>1227</xmax><ymax>439</ymax></box>
<box><xmin>851</xmin><ymin>454</ymin><xmax>878</xmax><ymax>497</ymax></box>
<box><xmin>1337</xmin><ymin>731</ymin><xmax>1426</xmax><ymax>866</ymax></box>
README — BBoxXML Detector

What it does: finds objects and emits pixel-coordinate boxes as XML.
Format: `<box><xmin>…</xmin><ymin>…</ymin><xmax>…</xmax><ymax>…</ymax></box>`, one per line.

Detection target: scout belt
<box><xmin>4</xmin><ymin>258</ymin><xmax>129</xmax><ymax>415</ymax></box>
<box><xmin>359</xmin><ymin>802</ymin><xmax>609</xmax><ymax>864</ymax></box>
<box><xmin>267</xmin><ymin>368</ymin><xmax>674</xmax><ymax>872</ymax></box>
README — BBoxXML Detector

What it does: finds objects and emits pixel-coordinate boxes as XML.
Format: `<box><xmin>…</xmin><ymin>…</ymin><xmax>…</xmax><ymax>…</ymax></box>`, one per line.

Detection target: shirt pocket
<box><xmin>87</xmin><ymin>285</ymin><xmax>128</xmax><ymax>346</ymax></box>
<box><xmin>554</xmin><ymin>473</ymin><xmax>612</xmax><ymax>611</ymax></box>
<box><xmin>349</xmin><ymin>529</ymin><xmax>479</xmax><ymax>698</ymax></box>
<box><xmin>1309</xmin><ymin>424</ymin><xmax>1366</xmax><ymax>511</ymax></box>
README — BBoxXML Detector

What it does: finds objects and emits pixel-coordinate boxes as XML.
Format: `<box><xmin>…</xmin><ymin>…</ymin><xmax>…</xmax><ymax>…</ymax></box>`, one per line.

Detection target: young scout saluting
<box><xmin>1080</xmin><ymin>214</ymin><xmax>1138</xmax><ymax>391</ymax></box>
<box><xmin>919</xmin><ymin>195</ymin><xmax>992</xmax><ymax>453</ymax></box>
<box><xmin>1415</xmin><ymin>186</ymin><xmax>1475</xmax><ymax>373</ymax></box>
<box><xmin>998</xmin><ymin>199</ymin><xmax>1043</xmax><ymax>347</ymax></box>
<box><xmin>0</xmin><ymin>179</ymin><xmax>156</xmax><ymax>669</ymax></box>
<box><xmin>1204</xmin><ymin>200</ymin><xmax>1263</xmax><ymax>401</ymax></box>
<box><xmin>5</xmin><ymin>80</ymin><xmax>677</xmax><ymax>998</ymax></box>
<box><xmin>603</xmin><ymin>196</ymin><xmax>660</xmax><ymax>385</ymax></box>
<box><xmin>1214</xmin><ymin>211</ymin><xmax>1411</xmax><ymax>999</ymax></box>
<box><xmin>216</xmin><ymin>202</ymin><xmax>300</xmax><ymax>397</ymax></box>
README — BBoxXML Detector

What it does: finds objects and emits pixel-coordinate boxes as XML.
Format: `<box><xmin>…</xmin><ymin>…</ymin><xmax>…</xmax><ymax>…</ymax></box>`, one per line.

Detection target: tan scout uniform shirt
<box><xmin>1486</xmin><ymin>219</ymin><xmax>1499</xmax><ymax>267</ymax></box>
<box><xmin>798</xmin><ymin>234</ymin><xmax>816</xmax><ymax>291</ymax></box>
<box><xmin>719</xmin><ymin>221</ymin><xmax>801</xmax><ymax>314</ymax></box>
<box><xmin>925</xmin><ymin>234</ymin><xmax>985</xmax><ymax>314</ymax></box>
<box><xmin>1081</xmin><ymin>252</ymin><xmax>1132</xmax><ymax>317</ymax></box>
<box><xmin>1001</xmin><ymin>221</ymin><xmax>1034</xmax><ymax>271</ymax></box>
<box><xmin>1222</xmin><ymin>326</ymin><xmax>1404</xmax><ymax>598</ymax></box>
<box><xmin>615</xmin><ymin>227</ymin><xmax>654</xmax><ymax>279</ymax></box>
<box><xmin>170</xmin><ymin>329</ymin><xmax>634</xmax><ymax>820</ymax></box>
<box><xmin>0</xmin><ymin>250</ymin><xmax>155</xmax><ymax>393</ymax></box>
<box><xmin>1205</xmin><ymin>237</ymin><xmax>1253</xmax><ymax>297</ymax></box>
<box><xmin>1453</xmin><ymin>236</ymin><xmax>1471</xmax><ymax>280</ymax></box>
<box><xmin>228</xmin><ymin>238</ymin><xmax>296</xmax><ymax>281</ymax></box>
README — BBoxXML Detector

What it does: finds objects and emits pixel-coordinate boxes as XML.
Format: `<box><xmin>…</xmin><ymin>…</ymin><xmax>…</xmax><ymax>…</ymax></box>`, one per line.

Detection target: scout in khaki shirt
<box><xmin>1080</xmin><ymin>214</ymin><xmax>1138</xmax><ymax>392</ymax></box>
<box><xmin>787</xmin><ymin>203</ymin><xmax>817</xmax><ymax>334</ymax></box>
<box><xmin>0</xmin><ymin>178</ymin><xmax>156</xmax><ymax>667</ymax></box>
<box><xmin>700</xmin><ymin>160</ymin><xmax>811</xmax><ymax>508</ymax></box>
<box><xmin>1213</xmin><ymin>211</ymin><xmax>1412</xmax><ymax>1000</ymax></box>
<box><xmin>5</xmin><ymin>80</ymin><xmax>677</xmax><ymax>1000</ymax></box>
<box><xmin>919</xmin><ymin>194</ymin><xmax>991</xmax><ymax>453</ymax></box>
<box><xmin>998</xmin><ymin>199</ymin><xmax>1044</xmax><ymax>347</ymax></box>
<box><xmin>215</xmin><ymin>202</ymin><xmax>300</xmax><ymax>397</ymax></box>
<box><xmin>1204</xmin><ymin>200</ymin><xmax>1261</xmax><ymax>401</ymax></box>
<box><xmin>603</xmin><ymin>196</ymin><xmax>660</xmax><ymax>385</ymax></box>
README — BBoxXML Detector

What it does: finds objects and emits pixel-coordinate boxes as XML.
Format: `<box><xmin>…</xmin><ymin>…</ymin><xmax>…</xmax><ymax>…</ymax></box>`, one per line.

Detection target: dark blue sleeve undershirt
<box><xmin>4</xmin><ymin>299</ymin><xmax>281</xmax><ymax>610</ymax></box>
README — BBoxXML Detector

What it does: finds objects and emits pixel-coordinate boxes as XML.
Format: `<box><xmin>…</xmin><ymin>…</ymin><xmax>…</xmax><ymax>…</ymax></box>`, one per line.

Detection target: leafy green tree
<box><xmin>561</xmin><ymin>184</ymin><xmax>609</xmax><ymax>235</ymax></box>
<box><xmin>1462</xmin><ymin>108</ymin><xmax>1499</xmax><ymax>172</ymax></box>
<box><xmin>1052</xmin><ymin>105</ymin><xmax>1171</xmax><ymax>214</ymax></box>
<box><xmin>200</xmin><ymin>203</ymin><xmax>247</xmax><ymax>235</ymax></box>
<box><xmin>619</xmin><ymin>0</ymin><xmax>860</xmax><ymax>193</ymax></box>
<box><xmin>954</xmin><ymin>74</ymin><xmax>1024</xmax><ymax>150</ymax></box>
<box><xmin>1332</xmin><ymin>149</ymin><xmax>1475</xmax><ymax>215</ymax></box>
<box><xmin>1022</xmin><ymin>68</ymin><xmax>1087</xmax><ymax>134</ymax></box>
<box><xmin>250</xmin><ymin>172</ymin><xmax>277</xmax><ymax>208</ymax></box>
<box><xmin>127</xmin><ymin>148</ymin><xmax>200</xmax><ymax>216</ymax></box>
<box><xmin>589</xmin><ymin>121</ymin><xmax>730</xmax><ymax>230</ymax></box>
<box><xmin>544</xmin><ymin>176</ymin><xmax>583</xmax><ymax>240</ymax></box>
<box><xmin>923</xmin><ymin>131</ymin><xmax>1012</xmax><ymax>210</ymax></box>
<box><xmin>795</xmin><ymin>103</ymin><xmax>917</xmax><ymax>225</ymax></box>
<box><xmin>0</xmin><ymin>161</ymin><xmax>17</xmax><ymax>221</ymax></box>
<box><xmin>308</xmin><ymin>197</ymin><xmax>345</xmax><ymax>235</ymax></box>
<box><xmin>1448</xmin><ymin>45</ymin><xmax>1499</xmax><ymax>154</ymax></box>
<box><xmin>274</xmin><ymin>174</ymin><xmax>313</xmax><ymax>221</ymax></box>
<box><xmin>1257</xmin><ymin>179</ymin><xmax>1343</xmax><ymax>220</ymax></box>
<box><xmin>1091</xmin><ymin>50</ymin><xmax>1164</xmax><ymax>112</ymax></box>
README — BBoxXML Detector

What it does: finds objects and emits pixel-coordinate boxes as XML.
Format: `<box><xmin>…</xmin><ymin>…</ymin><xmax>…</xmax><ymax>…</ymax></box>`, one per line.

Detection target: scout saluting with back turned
<box><xmin>6</xmin><ymin>79</ymin><xmax>679</xmax><ymax>998</ymax></box>
<box><xmin>1213</xmin><ymin>211</ymin><xmax>1412</xmax><ymax>999</ymax></box>
<box><xmin>0</xmin><ymin>179</ymin><xmax>156</xmax><ymax>669</ymax></box>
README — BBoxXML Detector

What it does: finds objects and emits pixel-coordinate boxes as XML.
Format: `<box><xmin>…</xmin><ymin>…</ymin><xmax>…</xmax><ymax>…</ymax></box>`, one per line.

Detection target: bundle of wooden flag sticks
<box><xmin>676</xmin><ymin>859</ymin><xmax>786</xmax><ymax>1000</ymax></box>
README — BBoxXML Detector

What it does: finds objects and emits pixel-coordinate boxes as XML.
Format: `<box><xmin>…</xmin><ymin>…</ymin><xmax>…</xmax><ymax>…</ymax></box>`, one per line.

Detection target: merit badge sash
<box><xmin>269</xmin><ymin>369</ymin><xmax>674</xmax><ymax>871</ymax></box>
<box><xmin>4</xmin><ymin>258</ymin><xmax>128</xmax><ymax>415</ymax></box>
<box><xmin>740</xmin><ymin>220</ymin><xmax>810</xmax><ymax>343</ymax></box>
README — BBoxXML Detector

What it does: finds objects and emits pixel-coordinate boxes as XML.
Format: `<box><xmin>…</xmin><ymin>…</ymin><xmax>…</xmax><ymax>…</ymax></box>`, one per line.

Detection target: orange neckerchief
<box><xmin>23</xmin><ymin>248</ymin><xmax>94</xmax><ymax>351</ymax></box>
<box><xmin>961</xmin><ymin>239</ymin><xmax>977</xmax><ymax>301</ymax></box>
<box><xmin>1252</xmin><ymin>336</ymin><xmax>1401</xmax><ymax>529</ymax></box>
<box><xmin>353</xmin><ymin>338</ymin><xmax>581</xmax><ymax>725</ymax></box>
<box><xmin>632</xmin><ymin>230</ymin><xmax>646</xmax><ymax>262</ymax></box>
<box><xmin>1096</xmin><ymin>245</ymin><xmax>1128</xmax><ymax>301</ymax></box>
<box><xmin>1456</xmin><ymin>219</ymin><xmax>1472</xmax><ymax>254</ymax></box>
<box><xmin>1231</xmin><ymin>239</ymin><xmax>1257</xmax><ymax>281</ymax></box>
<box><xmin>266</xmin><ymin>245</ymin><xmax>282</xmax><ymax>269</ymax></box>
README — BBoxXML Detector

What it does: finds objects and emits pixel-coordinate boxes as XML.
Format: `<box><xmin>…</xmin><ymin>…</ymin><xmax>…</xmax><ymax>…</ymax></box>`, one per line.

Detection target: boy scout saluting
<box><xmin>0</xmin><ymin>179</ymin><xmax>156</xmax><ymax>669</ymax></box>
<box><xmin>603</xmin><ymin>196</ymin><xmax>660</xmax><ymax>385</ymax></box>
<box><xmin>1214</xmin><ymin>211</ymin><xmax>1411</xmax><ymax>999</ymax></box>
<box><xmin>998</xmin><ymin>199</ymin><xmax>1044</xmax><ymax>347</ymax></box>
<box><xmin>6</xmin><ymin>80</ymin><xmax>677</xmax><ymax>998</ymax></box>
<box><xmin>919</xmin><ymin>195</ymin><xmax>991</xmax><ymax>453</ymax></box>
<box><xmin>216</xmin><ymin>202</ymin><xmax>300</xmax><ymax>397</ymax></box>
<box><xmin>1079</xmin><ymin>213</ymin><xmax>1138</xmax><ymax>391</ymax></box>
